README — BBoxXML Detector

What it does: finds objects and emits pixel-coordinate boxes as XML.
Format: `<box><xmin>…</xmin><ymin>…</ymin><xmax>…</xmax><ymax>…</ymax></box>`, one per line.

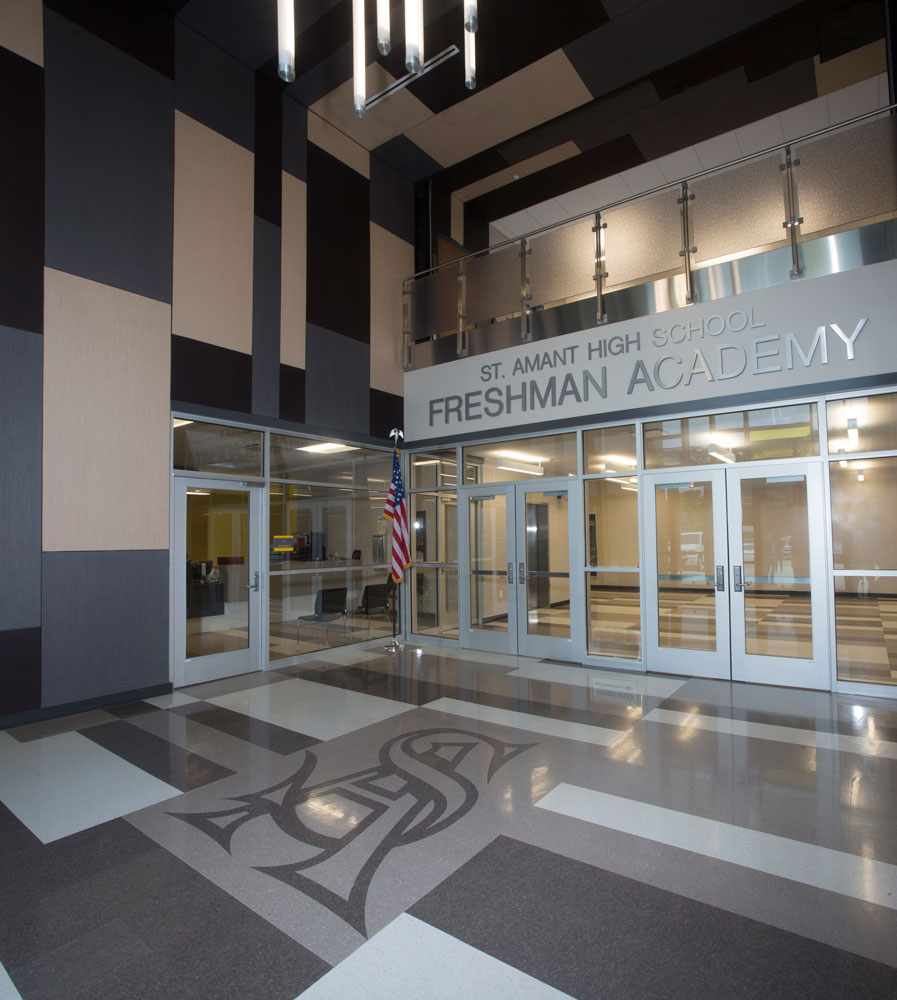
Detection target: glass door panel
<box><xmin>729</xmin><ymin>464</ymin><xmax>828</xmax><ymax>688</ymax></box>
<box><xmin>173</xmin><ymin>479</ymin><xmax>263</xmax><ymax>686</ymax></box>
<box><xmin>645</xmin><ymin>470</ymin><xmax>731</xmax><ymax>679</ymax></box>
<box><xmin>463</xmin><ymin>489</ymin><xmax>516</xmax><ymax>653</ymax></box>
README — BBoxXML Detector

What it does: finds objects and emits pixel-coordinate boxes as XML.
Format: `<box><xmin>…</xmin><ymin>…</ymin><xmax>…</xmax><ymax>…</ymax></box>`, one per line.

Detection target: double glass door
<box><xmin>461</xmin><ymin>480</ymin><xmax>581</xmax><ymax>660</ymax></box>
<box><xmin>645</xmin><ymin>463</ymin><xmax>827</xmax><ymax>688</ymax></box>
<box><xmin>172</xmin><ymin>479</ymin><xmax>264</xmax><ymax>686</ymax></box>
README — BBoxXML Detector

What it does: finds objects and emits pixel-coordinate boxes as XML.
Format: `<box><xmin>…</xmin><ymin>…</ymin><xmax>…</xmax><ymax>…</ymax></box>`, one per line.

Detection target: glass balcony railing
<box><xmin>403</xmin><ymin>108</ymin><xmax>897</xmax><ymax>370</ymax></box>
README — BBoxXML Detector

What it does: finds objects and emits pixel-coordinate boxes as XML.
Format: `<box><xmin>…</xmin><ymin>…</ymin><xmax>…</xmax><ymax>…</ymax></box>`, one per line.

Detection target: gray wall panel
<box><xmin>252</xmin><ymin>216</ymin><xmax>282</xmax><ymax>418</ymax></box>
<box><xmin>44</xmin><ymin>11</ymin><xmax>175</xmax><ymax>304</ymax></box>
<box><xmin>175</xmin><ymin>22</ymin><xmax>255</xmax><ymax>151</ymax></box>
<box><xmin>304</xmin><ymin>323</ymin><xmax>370</xmax><ymax>435</ymax></box>
<box><xmin>282</xmin><ymin>94</ymin><xmax>307</xmax><ymax>181</ymax></box>
<box><xmin>42</xmin><ymin>549</ymin><xmax>169</xmax><ymax>707</ymax></box>
<box><xmin>0</xmin><ymin>326</ymin><xmax>42</xmax><ymax>630</ymax></box>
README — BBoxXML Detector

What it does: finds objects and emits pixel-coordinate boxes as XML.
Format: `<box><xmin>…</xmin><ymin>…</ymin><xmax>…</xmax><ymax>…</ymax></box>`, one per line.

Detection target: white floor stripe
<box><xmin>295</xmin><ymin>913</ymin><xmax>573</xmax><ymax>1000</ymax></box>
<box><xmin>510</xmin><ymin>662</ymin><xmax>686</xmax><ymax>699</ymax></box>
<box><xmin>0</xmin><ymin>962</ymin><xmax>22</xmax><ymax>1000</ymax></box>
<box><xmin>423</xmin><ymin>697</ymin><xmax>625</xmax><ymax>747</ymax></box>
<box><xmin>536</xmin><ymin>784</ymin><xmax>897</xmax><ymax>911</ymax></box>
<box><xmin>0</xmin><ymin>731</ymin><xmax>182</xmax><ymax>844</ymax></box>
<box><xmin>144</xmin><ymin>691</ymin><xmax>200</xmax><ymax>709</ymax></box>
<box><xmin>208</xmin><ymin>677</ymin><xmax>413</xmax><ymax>740</ymax></box>
<box><xmin>643</xmin><ymin>708</ymin><xmax>897</xmax><ymax>760</ymax></box>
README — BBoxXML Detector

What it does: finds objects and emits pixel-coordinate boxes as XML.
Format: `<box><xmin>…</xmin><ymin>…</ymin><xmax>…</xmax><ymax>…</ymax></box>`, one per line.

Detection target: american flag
<box><xmin>384</xmin><ymin>447</ymin><xmax>410</xmax><ymax>583</ymax></box>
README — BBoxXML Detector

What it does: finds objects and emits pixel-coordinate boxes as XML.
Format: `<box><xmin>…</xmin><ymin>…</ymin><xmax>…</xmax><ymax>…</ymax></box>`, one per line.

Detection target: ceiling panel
<box><xmin>454</xmin><ymin>142</ymin><xmax>581</xmax><ymax>202</ymax></box>
<box><xmin>406</xmin><ymin>49</ymin><xmax>594</xmax><ymax>167</ymax></box>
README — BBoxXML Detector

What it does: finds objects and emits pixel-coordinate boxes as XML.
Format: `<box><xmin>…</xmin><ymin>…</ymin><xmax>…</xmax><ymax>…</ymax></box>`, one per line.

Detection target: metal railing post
<box><xmin>519</xmin><ymin>237</ymin><xmax>532</xmax><ymax>342</ymax></box>
<box><xmin>781</xmin><ymin>144</ymin><xmax>803</xmax><ymax>279</ymax></box>
<box><xmin>456</xmin><ymin>259</ymin><xmax>468</xmax><ymax>358</ymax></box>
<box><xmin>677</xmin><ymin>181</ymin><xmax>697</xmax><ymax>304</ymax></box>
<box><xmin>402</xmin><ymin>278</ymin><xmax>413</xmax><ymax>370</ymax></box>
<box><xmin>593</xmin><ymin>211</ymin><xmax>608</xmax><ymax>324</ymax></box>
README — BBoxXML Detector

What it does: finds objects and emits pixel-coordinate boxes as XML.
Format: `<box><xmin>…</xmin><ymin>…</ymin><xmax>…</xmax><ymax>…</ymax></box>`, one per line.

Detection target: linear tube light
<box><xmin>464</xmin><ymin>0</ymin><xmax>478</xmax><ymax>31</ymax></box>
<box><xmin>353</xmin><ymin>0</ymin><xmax>366</xmax><ymax>117</ymax></box>
<box><xmin>464</xmin><ymin>23</ymin><xmax>476</xmax><ymax>90</ymax></box>
<box><xmin>496</xmin><ymin>461</ymin><xmax>543</xmax><ymax>476</ymax></box>
<box><xmin>377</xmin><ymin>0</ymin><xmax>391</xmax><ymax>54</ymax></box>
<box><xmin>277</xmin><ymin>0</ymin><xmax>296</xmax><ymax>83</ymax></box>
<box><xmin>405</xmin><ymin>0</ymin><xmax>423</xmax><ymax>73</ymax></box>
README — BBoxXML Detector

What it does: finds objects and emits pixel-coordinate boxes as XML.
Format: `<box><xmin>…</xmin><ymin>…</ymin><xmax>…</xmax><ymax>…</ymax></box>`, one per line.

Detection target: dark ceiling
<box><xmin>49</xmin><ymin>0</ymin><xmax>892</xmax><ymax>253</ymax></box>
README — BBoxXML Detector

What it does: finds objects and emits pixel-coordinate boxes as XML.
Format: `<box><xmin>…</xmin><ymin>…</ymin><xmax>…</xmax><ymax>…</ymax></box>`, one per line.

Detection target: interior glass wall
<box><xmin>409</xmin><ymin>450</ymin><xmax>459</xmax><ymax>638</ymax></box>
<box><xmin>644</xmin><ymin>404</ymin><xmax>818</xmax><ymax>468</ymax></box>
<box><xmin>463</xmin><ymin>432</ymin><xmax>577</xmax><ymax>483</ymax></box>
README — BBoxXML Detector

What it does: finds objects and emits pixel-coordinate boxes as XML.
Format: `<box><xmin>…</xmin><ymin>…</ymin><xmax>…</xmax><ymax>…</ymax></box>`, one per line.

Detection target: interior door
<box><xmin>515</xmin><ymin>483</ymin><xmax>580</xmax><ymax>661</ymax></box>
<box><xmin>645</xmin><ymin>470</ymin><xmax>731</xmax><ymax>679</ymax></box>
<box><xmin>728</xmin><ymin>464</ymin><xmax>828</xmax><ymax>688</ymax></box>
<box><xmin>645</xmin><ymin>463</ymin><xmax>829</xmax><ymax>688</ymax></box>
<box><xmin>173</xmin><ymin>479</ymin><xmax>263</xmax><ymax>686</ymax></box>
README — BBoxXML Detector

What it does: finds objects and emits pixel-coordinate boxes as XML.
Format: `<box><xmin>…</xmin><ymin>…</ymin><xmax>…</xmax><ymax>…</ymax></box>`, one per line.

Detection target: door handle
<box><xmin>507</xmin><ymin>563</ymin><xmax>514</xmax><ymax>585</ymax></box>
<box><xmin>715</xmin><ymin>565</ymin><xmax>725</xmax><ymax>592</ymax></box>
<box><xmin>518</xmin><ymin>561</ymin><xmax>526</xmax><ymax>584</ymax></box>
<box><xmin>733</xmin><ymin>566</ymin><xmax>743</xmax><ymax>593</ymax></box>
<box><xmin>241</xmin><ymin>571</ymin><xmax>260</xmax><ymax>592</ymax></box>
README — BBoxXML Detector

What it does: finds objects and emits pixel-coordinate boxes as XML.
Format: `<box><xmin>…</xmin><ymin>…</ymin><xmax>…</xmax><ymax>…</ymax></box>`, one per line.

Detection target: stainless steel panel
<box><xmin>692</xmin><ymin>154</ymin><xmax>786</xmax><ymax>263</ymax></box>
<box><xmin>530</xmin><ymin>218</ymin><xmax>594</xmax><ymax>308</ymax></box>
<box><xmin>796</xmin><ymin>116</ymin><xmax>897</xmax><ymax>237</ymax></box>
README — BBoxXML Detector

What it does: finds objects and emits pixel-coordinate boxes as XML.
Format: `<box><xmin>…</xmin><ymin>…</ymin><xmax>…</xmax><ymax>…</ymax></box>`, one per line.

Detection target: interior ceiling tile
<box><xmin>310</xmin><ymin>62</ymin><xmax>433</xmax><ymax>151</ymax></box>
<box><xmin>555</xmin><ymin>185</ymin><xmax>603</xmax><ymax>218</ymax></box>
<box><xmin>564</xmin><ymin>0</ymin><xmax>807</xmax><ymax>101</ymax></box>
<box><xmin>654</xmin><ymin>147</ymin><xmax>703</xmax><ymax>182</ymax></box>
<box><xmin>454</xmin><ymin>142</ymin><xmax>581</xmax><ymax>202</ymax></box>
<box><xmin>491</xmin><ymin>208</ymin><xmax>543</xmax><ymax>240</ymax></box>
<box><xmin>825</xmin><ymin>74</ymin><xmax>883</xmax><ymax>124</ymax></box>
<box><xmin>526</xmin><ymin>199</ymin><xmax>574</xmax><ymax>228</ymax></box>
<box><xmin>617</xmin><ymin>159</ymin><xmax>667</xmax><ymax>196</ymax></box>
<box><xmin>778</xmin><ymin>95</ymin><xmax>829</xmax><ymax>142</ymax></box>
<box><xmin>405</xmin><ymin>49</ymin><xmax>594</xmax><ymax>167</ymax></box>
<box><xmin>496</xmin><ymin>79</ymin><xmax>659</xmax><ymax>166</ymax></box>
<box><xmin>307</xmin><ymin>112</ymin><xmax>370</xmax><ymax>177</ymax></box>
<box><xmin>734</xmin><ymin>113</ymin><xmax>786</xmax><ymax>157</ymax></box>
<box><xmin>692</xmin><ymin>131</ymin><xmax>743</xmax><ymax>170</ymax></box>
<box><xmin>469</xmin><ymin>134</ymin><xmax>643</xmax><ymax>222</ymax></box>
<box><xmin>586</xmin><ymin>173</ymin><xmax>634</xmax><ymax>209</ymax></box>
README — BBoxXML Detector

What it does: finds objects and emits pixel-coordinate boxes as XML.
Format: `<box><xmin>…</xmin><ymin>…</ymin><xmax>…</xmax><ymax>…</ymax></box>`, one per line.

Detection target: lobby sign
<box><xmin>404</xmin><ymin>258</ymin><xmax>897</xmax><ymax>442</ymax></box>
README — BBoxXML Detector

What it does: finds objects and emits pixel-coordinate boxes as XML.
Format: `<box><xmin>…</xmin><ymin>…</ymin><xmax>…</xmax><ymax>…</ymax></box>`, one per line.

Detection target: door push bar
<box><xmin>507</xmin><ymin>563</ymin><xmax>514</xmax><ymax>585</ymax></box>
<box><xmin>733</xmin><ymin>566</ymin><xmax>743</xmax><ymax>593</ymax></box>
<box><xmin>715</xmin><ymin>565</ymin><xmax>725</xmax><ymax>592</ymax></box>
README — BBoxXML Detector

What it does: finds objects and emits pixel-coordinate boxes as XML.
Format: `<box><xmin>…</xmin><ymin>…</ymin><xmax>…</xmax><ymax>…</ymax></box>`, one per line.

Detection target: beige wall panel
<box><xmin>281</xmin><ymin>171</ymin><xmax>307</xmax><ymax>369</ymax></box>
<box><xmin>172</xmin><ymin>112</ymin><xmax>254</xmax><ymax>354</ymax></box>
<box><xmin>0</xmin><ymin>0</ymin><xmax>43</xmax><ymax>65</ymax></box>
<box><xmin>43</xmin><ymin>269</ymin><xmax>171</xmax><ymax>552</ymax></box>
<box><xmin>814</xmin><ymin>41</ymin><xmax>887</xmax><ymax>96</ymax></box>
<box><xmin>407</xmin><ymin>51</ymin><xmax>592</xmax><ymax>167</ymax></box>
<box><xmin>307</xmin><ymin>113</ymin><xmax>371</xmax><ymax>178</ymax></box>
<box><xmin>370</xmin><ymin>223</ymin><xmax>413</xmax><ymax>396</ymax></box>
<box><xmin>455</xmin><ymin>142</ymin><xmax>581</xmax><ymax>202</ymax></box>
<box><xmin>310</xmin><ymin>63</ymin><xmax>433</xmax><ymax>151</ymax></box>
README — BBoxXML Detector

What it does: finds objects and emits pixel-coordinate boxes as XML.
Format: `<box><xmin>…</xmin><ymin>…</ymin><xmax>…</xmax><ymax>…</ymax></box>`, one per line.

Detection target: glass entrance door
<box><xmin>172</xmin><ymin>479</ymin><xmax>264</xmax><ymax>686</ymax></box>
<box><xmin>645</xmin><ymin>463</ymin><xmax>828</xmax><ymax>688</ymax></box>
<box><xmin>461</xmin><ymin>481</ymin><xmax>580</xmax><ymax>660</ymax></box>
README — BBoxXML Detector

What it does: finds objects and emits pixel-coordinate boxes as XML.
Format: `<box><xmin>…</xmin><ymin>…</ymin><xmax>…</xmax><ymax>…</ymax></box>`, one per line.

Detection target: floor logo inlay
<box><xmin>169</xmin><ymin>728</ymin><xmax>535</xmax><ymax>934</ymax></box>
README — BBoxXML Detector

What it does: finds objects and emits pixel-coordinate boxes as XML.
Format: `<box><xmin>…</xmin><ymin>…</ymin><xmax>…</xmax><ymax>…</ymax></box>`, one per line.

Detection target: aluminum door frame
<box><xmin>172</xmin><ymin>477</ymin><xmax>265</xmax><ymax>687</ymax></box>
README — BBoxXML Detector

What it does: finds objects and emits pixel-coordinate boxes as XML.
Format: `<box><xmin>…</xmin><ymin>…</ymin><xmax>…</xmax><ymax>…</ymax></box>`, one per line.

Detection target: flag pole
<box><xmin>384</xmin><ymin>427</ymin><xmax>406</xmax><ymax>653</ymax></box>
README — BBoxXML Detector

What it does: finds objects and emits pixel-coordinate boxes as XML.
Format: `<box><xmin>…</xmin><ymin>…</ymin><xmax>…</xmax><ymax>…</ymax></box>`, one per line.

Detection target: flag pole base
<box><xmin>383</xmin><ymin>637</ymin><xmax>405</xmax><ymax>652</ymax></box>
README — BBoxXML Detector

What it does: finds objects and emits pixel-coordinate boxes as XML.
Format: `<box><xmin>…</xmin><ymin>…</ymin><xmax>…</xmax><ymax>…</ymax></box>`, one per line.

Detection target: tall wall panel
<box><xmin>0</xmin><ymin>44</ymin><xmax>43</xmax><ymax>334</ymax></box>
<box><xmin>172</xmin><ymin>110</ymin><xmax>255</xmax><ymax>353</ymax></box>
<box><xmin>0</xmin><ymin>0</ymin><xmax>44</xmax><ymax>65</ymax></box>
<box><xmin>43</xmin><ymin>269</ymin><xmax>171</xmax><ymax>553</ymax></box>
<box><xmin>281</xmin><ymin>172</ymin><xmax>307</xmax><ymax>370</ymax></box>
<box><xmin>370</xmin><ymin>222</ymin><xmax>413</xmax><ymax>397</ymax></box>
<box><xmin>305</xmin><ymin>324</ymin><xmax>371</xmax><ymax>435</ymax></box>
<box><xmin>43</xmin><ymin>10</ymin><xmax>174</xmax><ymax>304</ymax></box>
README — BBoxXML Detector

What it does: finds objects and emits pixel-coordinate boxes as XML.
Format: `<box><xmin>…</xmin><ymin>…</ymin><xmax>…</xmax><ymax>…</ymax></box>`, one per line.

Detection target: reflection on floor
<box><xmin>2</xmin><ymin>645</ymin><xmax>897</xmax><ymax>998</ymax></box>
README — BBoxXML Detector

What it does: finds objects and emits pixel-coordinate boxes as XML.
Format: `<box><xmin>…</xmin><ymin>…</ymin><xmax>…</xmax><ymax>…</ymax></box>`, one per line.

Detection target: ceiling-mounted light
<box><xmin>353</xmin><ymin>0</ymin><xmax>366</xmax><ymax>117</ymax></box>
<box><xmin>277</xmin><ymin>0</ymin><xmax>296</xmax><ymax>82</ymax></box>
<box><xmin>464</xmin><ymin>0</ymin><xmax>478</xmax><ymax>32</ymax></box>
<box><xmin>377</xmin><ymin>0</ymin><xmax>391</xmax><ymax>54</ymax></box>
<box><xmin>496</xmin><ymin>460</ymin><xmax>544</xmax><ymax>476</ymax></box>
<box><xmin>464</xmin><ymin>22</ymin><xmax>476</xmax><ymax>90</ymax></box>
<box><xmin>405</xmin><ymin>0</ymin><xmax>423</xmax><ymax>73</ymax></box>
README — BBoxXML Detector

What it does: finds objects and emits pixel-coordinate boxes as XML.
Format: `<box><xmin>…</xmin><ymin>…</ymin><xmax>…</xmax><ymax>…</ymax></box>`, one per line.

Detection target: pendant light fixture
<box><xmin>377</xmin><ymin>0</ymin><xmax>391</xmax><ymax>55</ymax></box>
<box><xmin>277</xmin><ymin>0</ymin><xmax>295</xmax><ymax>82</ymax></box>
<box><xmin>405</xmin><ymin>0</ymin><xmax>423</xmax><ymax>74</ymax></box>
<box><xmin>353</xmin><ymin>0</ymin><xmax>366</xmax><ymax>116</ymax></box>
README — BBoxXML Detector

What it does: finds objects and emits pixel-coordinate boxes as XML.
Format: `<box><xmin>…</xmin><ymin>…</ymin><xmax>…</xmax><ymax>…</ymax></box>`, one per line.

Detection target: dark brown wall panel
<box><xmin>171</xmin><ymin>335</ymin><xmax>252</xmax><ymax>413</ymax></box>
